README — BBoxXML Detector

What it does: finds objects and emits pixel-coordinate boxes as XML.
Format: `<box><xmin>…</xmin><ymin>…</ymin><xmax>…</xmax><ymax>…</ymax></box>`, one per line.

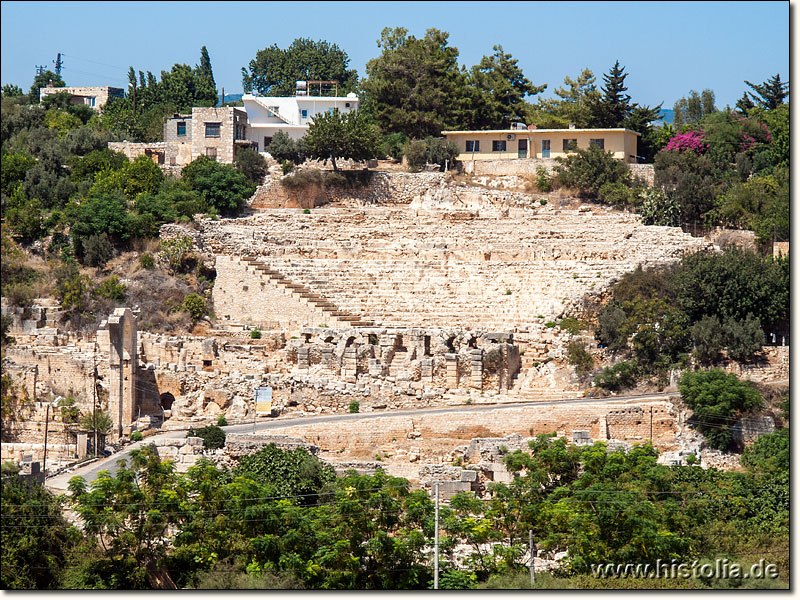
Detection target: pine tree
<box><xmin>735</xmin><ymin>92</ymin><xmax>755</xmax><ymax>115</ymax></box>
<box><xmin>594</xmin><ymin>60</ymin><xmax>633</xmax><ymax>127</ymax></box>
<box><xmin>744</xmin><ymin>73</ymin><xmax>789</xmax><ymax>110</ymax></box>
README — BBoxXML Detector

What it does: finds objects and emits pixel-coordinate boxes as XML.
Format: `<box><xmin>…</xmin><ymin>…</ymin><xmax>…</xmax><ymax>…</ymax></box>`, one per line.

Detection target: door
<box><xmin>541</xmin><ymin>139</ymin><xmax>550</xmax><ymax>158</ymax></box>
<box><xmin>518</xmin><ymin>138</ymin><xmax>528</xmax><ymax>158</ymax></box>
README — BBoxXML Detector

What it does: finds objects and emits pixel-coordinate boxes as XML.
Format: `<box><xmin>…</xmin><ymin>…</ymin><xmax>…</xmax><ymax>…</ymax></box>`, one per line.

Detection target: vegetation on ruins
<box><xmin>591</xmin><ymin>248</ymin><xmax>788</xmax><ymax>389</ymax></box>
<box><xmin>187</xmin><ymin>425</ymin><xmax>225</xmax><ymax>450</ymax></box>
<box><xmin>2</xmin><ymin>432</ymin><xmax>787</xmax><ymax>589</ymax></box>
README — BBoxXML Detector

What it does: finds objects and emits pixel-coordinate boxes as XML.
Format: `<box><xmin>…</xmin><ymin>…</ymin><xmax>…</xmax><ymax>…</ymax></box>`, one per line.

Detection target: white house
<box><xmin>242</xmin><ymin>83</ymin><xmax>360</xmax><ymax>152</ymax></box>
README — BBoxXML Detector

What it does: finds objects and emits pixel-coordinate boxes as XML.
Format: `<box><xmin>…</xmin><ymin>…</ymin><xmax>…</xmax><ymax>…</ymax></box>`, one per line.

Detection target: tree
<box><xmin>68</xmin><ymin>192</ymin><xmax>133</xmax><ymax>259</ymax></box>
<box><xmin>303</xmin><ymin>108</ymin><xmax>381</xmax><ymax>171</ymax></box>
<box><xmin>2</xmin><ymin>83</ymin><xmax>25</xmax><ymax>98</ymax></box>
<box><xmin>198</xmin><ymin>46</ymin><xmax>216</xmax><ymax>91</ymax></box>
<box><xmin>404</xmin><ymin>136</ymin><xmax>459</xmax><ymax>171</ymax></box>
<box><xmin>679</xmin><ymin>369</ymin><xmax>762</xmax><ymax>450</ymax></box>
<box><xmin>265</xmin><ymin>131</ymin><xmax>302</xmax><ymax>163</ymax></box>
<box><xmin>187</xmin><ymin>425</ymin><xmax>225</xmax><ymax>449</ymax></box>
<box><xmin>653</xmin><ymin>148</ymin><xmax>716</xmax><ymax>226</ymax></box>
<box><xmin>465</xmin><ymin>45</ymin><xmax>545</xmax><ymax>129</ymax></box>
<box><xmin>362</xmin><ymin>27</ymin><xmax>467</xmax><ymax>138</ymax></box>
<box><xmin>233</xmin><ymin>147</ymin><xmax>267</xmax><ymax>183</ymax></box>
<box><xmin>234</xmin><ymin>444</ymin><xmax>335</xmax><ymax>499</ymax></box>
<box><xmin>741</xmin><ymin>428</ymin><xmax>789</xmax><ymax>474</ymax></box>
<box><xmin>181</xmin><ymin>156</ymin><xmax>256</xmax><ymax>214</ymax></box>
<box><xmin>691</xmin><ymin>315</ymin><xmax>724</xmax><ymax>364</ymax></box>
<box><xmin>2</xmin><ymin>473</ymin><xmax>76</xmax><ymax>589</ymax></box>
<box><xmin>567</xmin><ymin>340</ymin><xmax>594</xmax><ymax>376</ymax></box>
<box><xmin>79</xmin><ymin>410</ymin><xmax>113</xmax><ymax>437</ymax></box>
<box><xmin>673</xmin><ymin>89</ymin><xmax>716</xmax><ymax>129</ymax></box>
<box><xmin>723</xmin><ymin>315</ymin><xmax>765</xmax><ymax>362</ymax></box>
<box><xmin>29</xmin><ymin>70</ymin><xmax>65</xmax><ymax>104</ymax></box>
<box><xmin>744</xmin><ymin>74</ymin><xmax>789</xmax><ymax>110</ymax></box>
<box><xmin>182</xmin><ymin>293</ymin><xmax>206</xmax><ymax>321</ymax></box>
<box><xmin>592</xmin><ymin>61</ymin><xmax>633</xmax><ymax>127</ymax></box>
<box><xmin>242</xmin><ymin>38</ymin><xmax>358</xmax><ymax>97</ymax></box>
<box><xmin>549</xmin><ymin>68</ymin><xmax>601</xmax><ymax>128</ymax></box>
<box><xmin>556</xmin><ymin>144</ymin><xmax>630</xmax><ymax>197</ymax></box>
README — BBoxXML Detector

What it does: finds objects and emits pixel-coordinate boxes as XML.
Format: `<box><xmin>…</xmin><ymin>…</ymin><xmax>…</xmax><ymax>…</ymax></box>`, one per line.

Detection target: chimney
<box><xmin>568</xmin><ymin>123</ymin><xmax>576</xmax><ymax>129</ymax></box>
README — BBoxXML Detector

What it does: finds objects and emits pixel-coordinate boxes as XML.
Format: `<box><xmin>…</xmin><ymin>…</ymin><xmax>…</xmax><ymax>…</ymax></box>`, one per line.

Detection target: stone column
<box><xmin>297</xmin><ymin>346</ymin><xmax>310</xmax><ymax>370</ymax></box>
<box><xmin>470</xmin><ymin>348</ymin><xmax>483</xmax><ymax>390</ymax></box>
<box><xmin>341</xmin><ymin>346</ymin><xmax>358</xmax><ymax>381</ymax></box>
<box><xmin>99</xmin><ymin>308</ymin><xmax>137</xmax><ymax>438</ymax></box>
<box><xmin>445</xmin><ymin>354</ymin><xmax>459</xmax><ymax>389</ymax></box>
<box><xmin>420</xmin><ymin>358</ymin><xmax>434</xmax><ymax>383</ymax></box>
<box><xmin>320</xmin><ymin>347</ymin><xmax>334</xmax><ymax>370</ymax></box>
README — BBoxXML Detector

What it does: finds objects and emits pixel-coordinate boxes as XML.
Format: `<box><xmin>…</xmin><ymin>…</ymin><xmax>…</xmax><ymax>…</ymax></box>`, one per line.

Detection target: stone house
<box><xmin>39</xmin><ymin>84</ymin><xmax>124</xmax><ymax>110</ymax></box>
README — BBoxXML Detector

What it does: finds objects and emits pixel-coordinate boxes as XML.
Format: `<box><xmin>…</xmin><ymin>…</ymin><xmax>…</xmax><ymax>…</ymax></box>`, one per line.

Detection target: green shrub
<box><xmin>281</xmin><ymin>160</ymin><xmax>294</xmax><ymax>175</ymax></box>
<box><xmin>159</xmin><ymin>234</ymin><xmax>193</xmax><ymax>274</ymax></box>
<box><xmin>595</xmin><ymin>360</ymin><xmax>638</xmax><ymax>391</ymax></box>
<box><xmin>539</xmin><ymin>198</ymin><xmax>547</xmax><ymax>205</ymax></box>
<box><xmin>348</xmin><ymin>401</ymin><xmax>360</xmax><ymax>414</ymax></box>
<box><xmin>723</xmin><ymin>315</ymin><xmax>765</xmax><ymax>362</ymax></box>
<box><xmin>139</xmin><ymin>253</ymin><xmax>154</xmax><ymax>269</ymax></box>
<box><xmin>188</xmin><ymin>425</ymin><xmax>226</xmax><ymax>450</ymax></box>
<box><xmin>567</xmin><ymin>340</ymin><xmax>594</xmax><ymax>376</ymax></box>
<box><xmin>234</xmin><ymin>147</ymin><xmax>267</xmax><ymax>183</ymax></box>
<box><xmin>544</xmin><ymin>321</ymin><xmax>556</xmax><ymax>328</ymax></box>
<box><xmin>182</xmin><ymin>293</ymin><xmax>206</xmax><ymax>321</ymax></box>
<box><xmin>303</xmin><ymin>208</ymin><xmax>310</xmax><ymax>214</ymax></box>
<box><xmin>559</xmin><ymin>317</ymin><xmax>585</xmax><ymax>335</ymax></box>
<box><xmin>679</xmin><ymin>369</ymin><xmax>762</xmax><ymax>450</ymax></box>
<box><xmin>535</xmin><ymin>167</ymin><xmax>551</xmax><ymax>192</ymax></box>
<box><xmin>556</xmin><ymin>144</ymin><xmax>630</xmax><ymax>197</ymax></box>
<box><xmin>130</xmin><ymin>431</ymin><xmax>143</xmax><ymax>442</ymax></box>
<box><xmin>217</xmin><ymin>415</ymin><xmax>228</xmax><ymax>427</ymax></box>
<box><xmin>691</xmin><ymin>315</ymin><xmax>724</xmax><ymax>364</ymax></box>
<box><xmin>94</xmin><ymin>275</ymin><xmax>126</xmax><ymax>301</ymax></box>
<box><xmin>382</xmin><ymin>132</ymin><xmax>408</xmax><ymax>160</ymax></box>
<box><xmin>250</xmin><ymin>327</ymin><xmax>261</xmax><ymax>339</ymax></box>
<box><xmin>83</xmin><ymin>233</ymin><xmax>114</xmax><ymax>268</ymax></box>
<box><xmin>598</xmin><ymin>181</ymin><xmax>635</xmax><ymax>208</ymax></box>
<box><xmin>267</xmin><ymin>131</ymin><xmax>302</xmax><ymax>164</ymax></box>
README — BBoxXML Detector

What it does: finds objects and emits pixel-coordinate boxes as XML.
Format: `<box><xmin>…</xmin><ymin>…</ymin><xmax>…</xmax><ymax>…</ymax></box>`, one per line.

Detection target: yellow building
<box><xmin>442</xmin><ymin>127</ymin><xmax>641</xmax><ymax>163</ymax></box>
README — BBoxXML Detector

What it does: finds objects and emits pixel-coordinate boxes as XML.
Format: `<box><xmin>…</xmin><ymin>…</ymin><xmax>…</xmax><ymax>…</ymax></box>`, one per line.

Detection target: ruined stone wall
<box><xmin>264</xmin><ymin>400</ymin><xmax>680</xmax><ymax>460</ymax></box>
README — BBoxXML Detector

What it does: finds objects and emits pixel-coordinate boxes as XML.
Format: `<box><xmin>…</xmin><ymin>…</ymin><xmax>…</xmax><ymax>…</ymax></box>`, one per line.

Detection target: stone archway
<box><xmin>160</xmin><ymin>392</ymin><xmax>175</xmax><ymax>411</ymax></box>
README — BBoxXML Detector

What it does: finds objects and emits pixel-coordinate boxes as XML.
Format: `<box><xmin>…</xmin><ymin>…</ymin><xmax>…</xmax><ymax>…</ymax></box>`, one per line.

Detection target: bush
<box><xmin>653</xmin><ymin>149</ymin><xmax>716</xmax><ymax>225</ymax></box>
<box><xmin>267</xmin><ymin>131</ymin><xmax>302</xmax><ymax>164</ymax></box>
<box><xmin>691</xmin><ymin>315</ymin><xmax>724</xmax><ymax>364</ymax></box>
<box><xmin>559</xmin><ymin>317</ymin><xmax>586</xmax><ymax>335</ymax></box>
<box><xmin>140</xmin><ymin>253</ymin><xmax>154</xmax><ymax>269</ymax></box>
<box><xmin>598</xmin><ymin>181</ymin><xmax>635</xmax><ymax>208</ymax></box>
<box><xmin>382</xmin><ymin>132</ymin><xmax>407</xmax><ymax>160</ymax></box>
<box><xmin>638</xmin><ymin>187</ymin><xmax>681</xmax><ymax>226</ymax></box>
<box><xmin>250</xmin><ymin>327</ymin><xmax>261</xmax><ymax>339</ymax></box>
<box><xmin>349</xmin><ymin>401</ymin><xmax>360</xmax><ymax>414</ymax></box>
<box><xmin>217</xmin><ymin>414</ymin><xmax>228</xmax><ymax>427</ymax></box>
<box><xmin>679</xmin><ymin>369</ymin><xmax>762</xmax><ymax>450</ymax></box>
<box><xmin>723</xmin><ymin>315</ymin><xmax>765</xmax><ymax>362</ymax></box>
<box><xmin>404</xmin><ymin>136</ymin><xmax>458</xmax><ymax>171</ymax></box>
<box><xmin>82</xmin><ymin>232</ymin><xmax>115</xmax><ymax>268</ymax></box>
<box><xmin>567</xmin><ymin>340</ymin><xmax>594</xmax><ymax>376</ymax></box>
<box><xmin>159</xmin><ymin>234</ymin><xmax>193</xmax><ymax>274</ymax></box>
<box><xmin>188</xmin><ymin>425</ymin><xmax>226</xmax><ymax>450</ymax></box>
<box><xmin>94</xmin><ymin>275</ymin><xmax>126</xmax><ymax>301</ymax></box>
<box><xmin>594</xmin><ymin>361</ymin><xmax>638</xmax><ymax>391</ymax></box>
<box><xmin>130</xmin><ymin>431</ymin><xmax>143</xmax><ymax>442</ymax></box>
<box><xmin>281</xmin><ymin>160</ymin><xmax>294</xmax><ymax>175</ymax></box>
<box><xmin>535</xmin><ymin>167</ymin><xmax>551</xmax><ymax>192</ymax></box>
<box><xmin>234</xmin><ymin>147</ymin><xmax>267</xmax><ymax>183</ymax></box>
<box><xmin>182</xmin><ymin>293</ymin><xmax>206</xmax><ymax>321</ymax></box>
<box><xmin>595</xmin><ymin>304</ymin><xmax>629</xmax><ymax>352</ymax></box>
<box><xmin>556</xmin><ymin>144</ymin><xmax>630</xmax><ymax>197</ymax></box>
<box><xmin>404</xmin><ymin>139</ymin><xmax>428</xmax><ymax>171</ymax></box>
<box><xmin>181</xmin><ymin>156</ymin><xmax>256</xmax><ymax>215</ymax></box>
<box><xmin>235</xmin><ymin>444</ymin><xmax>336</xmax><ymax>500</ymax></box>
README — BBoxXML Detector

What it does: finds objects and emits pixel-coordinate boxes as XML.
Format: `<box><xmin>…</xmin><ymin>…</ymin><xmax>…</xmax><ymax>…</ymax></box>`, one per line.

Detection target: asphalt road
<box><xmin>46</xmin><ymin>392</ymin><xmax>676</xmax><ymax>491</ymax></box>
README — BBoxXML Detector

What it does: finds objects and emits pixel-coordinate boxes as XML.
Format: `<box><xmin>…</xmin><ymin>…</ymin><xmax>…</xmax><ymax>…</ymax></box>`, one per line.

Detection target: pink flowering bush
<box><xmin>665</xmin><ymin>131</ymin><xmax>709</xmax><ymax>153</ymax></box>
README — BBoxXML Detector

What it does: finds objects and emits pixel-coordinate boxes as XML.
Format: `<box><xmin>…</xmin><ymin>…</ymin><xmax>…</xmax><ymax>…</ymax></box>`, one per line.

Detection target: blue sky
<box><xmin>0</xmin><ymin>1</ymin><xmax>790</xmax><ymax>109</ymax></box>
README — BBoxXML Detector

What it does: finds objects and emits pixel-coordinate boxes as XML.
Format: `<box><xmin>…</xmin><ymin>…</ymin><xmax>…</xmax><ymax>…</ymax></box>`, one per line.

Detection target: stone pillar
<box><xmin>297</xmin><ymin>346</ymin><xmax>310</xmax><ymax>370</ymax></box>
<box><xmin>321</xmin><ymin>347</ymin><xmax>334</xmax><ymax>370</ymax></box>
<box><xmin>445</xmin><ymin>354</ymin><xmax>459</xmax><ymax>389</ymax></box>
<box><xmin>76</xmin><ymin>433</ymin><xmax>89</xmax><ymax>459</ymax></box>
<box><xmin>420</xmin><ymin>358</ymin><xmax>434</xmax><ymax>383</ymax></box>
<box><xmin>99</xmin><ymin>308</ymin><xmax>137</xmax><ymax>438</ymax></box>
<box><xmin>368</xmin><ymin>358</ymin><xmax>384</xmax><ymax>377</ymax></box>
<box><xmin>470</xmin><ymin>348</ymin><xmax>483</xmax><ymax>390</ymax></box>
<box><xmin>341</xmin><ymin>346</ymin><xmax>358</xmax><ymax>381</ymax></box>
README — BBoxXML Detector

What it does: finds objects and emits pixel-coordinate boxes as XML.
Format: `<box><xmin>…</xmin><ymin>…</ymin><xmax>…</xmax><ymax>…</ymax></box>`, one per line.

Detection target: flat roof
<box><xmin>442</xmin><ymin>128</ymin><xmax>640</xmax><ymax>136</ymax></box>
<box><xmin>243</xmin><ymin>94</ymin><xmax>359</xmax><ymax>102</ymax></box>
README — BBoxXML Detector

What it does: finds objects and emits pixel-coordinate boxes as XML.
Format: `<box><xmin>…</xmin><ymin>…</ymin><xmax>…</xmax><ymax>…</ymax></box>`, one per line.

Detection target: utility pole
<box><xmin>43</xmin><ymin>404</ymin><xmax>51</xmax><ymax>475</ymax></box>
<box><xmin>92</xmin><ymin>343</ymin><xmax>98</xmax><ymax>457</ymax></box>
<box><xmin>650</xmin><ymin>405</ymin><xmax>653</xmax><ymax>441</ymax></box>
<box><xmin>529</xmin><ymin>529</ymin><xmax>535</xmax><ymax>586</ymax></box>
<box><xmin>54</xmin><ymin>53</ymin><xmax>63</xmax><ymax>76</ymax></box>
<box><xmin>434</xmin><ymin>482</ymin><xmax>439</xmax><ymax>590</ymax></box>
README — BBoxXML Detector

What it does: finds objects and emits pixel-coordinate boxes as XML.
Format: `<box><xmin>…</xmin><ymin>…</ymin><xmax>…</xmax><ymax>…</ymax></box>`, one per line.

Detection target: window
<box><xmin>86</xmin><ymin>96</ymin><xmax>96</xmax><ymax>107</ymax></box>
<box><xmin>563</xmin><ymin>139</ymin><xmax>577</xmax><ymax>152</ymax></box>
<box><xmin>205</xmin><ymin>147</ymin><xmax>217</xmax><ymax>160</ymax></box>
<box><xmin>177</xmin><ymin>122</ymin><xmax>187</xmax><ymax>137</ymax></box>
<box><xmin>492</xmin><ymin>140</ymin><xmax>507</xmax><ymax>152</ymax></box>
<box><xmin>466</xmin><ymin>140</ymin><xmax>480</xmax><ymax>152</ymax></box>
<box><xmin>329</xmin><ymin>107</ymin><xmax>335</xmax><ymax>115</ymax></box>
<box><xmin>234</xmin><ymin>123</ymin><xmax>246</xmax><ymax>140</ymax></box>
<box><xmin>267</xmin><ymin>106</ymin><xmax>280</xmax><ymax>116</ymax></box>
<box><xmin>263</xmin><ymin>136</ymin><xmax>272</xmax><ymax>150</ymax></box>
<box><xmin>205</xmin><ymin>122</ymin><xmax>221</xmax><ymax>137</ymax></box>
<box><xmin>590</xmin><ymin>138</ymin><xmax>605</xmax><ymax>149</ymax></box>
<box><xmin>301</xmin><ymin>109</ymin><xmax>308</xmax><ymax>119</ymax></box>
